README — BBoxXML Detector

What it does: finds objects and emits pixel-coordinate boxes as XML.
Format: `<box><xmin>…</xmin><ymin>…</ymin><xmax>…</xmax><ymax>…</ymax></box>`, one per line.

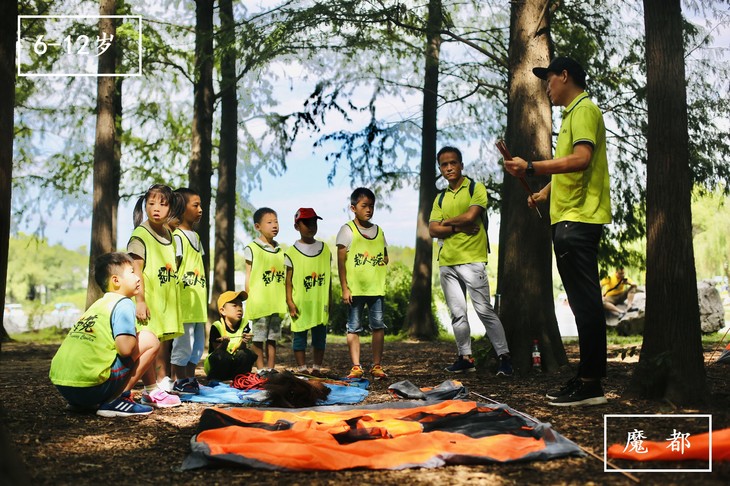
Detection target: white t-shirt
<box><xmin>284</xmin><ymin>240</ymin><xmax>327</xmax><ymax>267</ymax></box>
<box><xmin>243</xmin><ymin>238</ymin><xmax>280</xmax><ymax>262</ymax></box>
<box><xmin>335</xmin><ymin>222</ymin><xmax>388</xmax><ymax>250</ymax></box>
<box><xmin>173</xmin><ymin>228</ymin><xmax>204</xmax><ymax>259</ymax></box>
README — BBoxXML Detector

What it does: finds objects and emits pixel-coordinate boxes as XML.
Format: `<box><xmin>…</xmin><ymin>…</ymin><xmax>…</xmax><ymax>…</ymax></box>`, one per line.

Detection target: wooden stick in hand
<box><xmin>496</xmin><ymin>139</ymin><xmax>543</xmax><ymax>219</ymax></box>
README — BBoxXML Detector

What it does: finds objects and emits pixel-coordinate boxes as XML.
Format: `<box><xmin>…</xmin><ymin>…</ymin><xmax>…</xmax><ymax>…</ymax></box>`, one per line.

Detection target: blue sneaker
<box><xmin>173</xmin><ymin>378</ymin><xmax>200</xmax><ymax>395</ymax></box>
<box><xmin>445</xmin><ymin>356</ymin><xmax>476</xmax><ymax>373</ymax></box>
<box><xmin>496</xmin><ymin>354</ymin><xmax>513</xmax><ymax>377</ymax></box>
<box><xmin>96</xmin><ymin>391</ymin><xmax>153</xmax><ymax>417</ymax></box>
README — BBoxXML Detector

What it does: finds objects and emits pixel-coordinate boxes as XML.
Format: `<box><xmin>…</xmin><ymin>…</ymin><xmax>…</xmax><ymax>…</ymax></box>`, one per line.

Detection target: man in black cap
<box><xmin>504</xmin><ymin>56</ymin><xmax>612</xmax><ymax>407</ymax></box>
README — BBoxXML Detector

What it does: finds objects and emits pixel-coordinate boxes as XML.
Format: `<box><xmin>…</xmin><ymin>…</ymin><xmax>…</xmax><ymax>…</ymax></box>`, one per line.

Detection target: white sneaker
<box><xmin>157</xmin><ymin>376</ymin><xmax>174</xmax><ymax>393</ymax></box>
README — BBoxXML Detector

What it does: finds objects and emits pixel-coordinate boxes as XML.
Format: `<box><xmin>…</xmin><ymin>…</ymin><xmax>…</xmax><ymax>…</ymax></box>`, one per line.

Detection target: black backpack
<box><xmin>436</xmin><ymin>177</ymin><xmax>490</xmax><ymax>254</ymax></box>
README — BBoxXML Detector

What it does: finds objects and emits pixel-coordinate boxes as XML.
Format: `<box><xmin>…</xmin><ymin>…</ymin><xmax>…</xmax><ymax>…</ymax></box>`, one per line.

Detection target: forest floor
<box><xmin>1</xmin><ymin>336</ymin><xmax>729</xmax><ymax>485</ymax></box>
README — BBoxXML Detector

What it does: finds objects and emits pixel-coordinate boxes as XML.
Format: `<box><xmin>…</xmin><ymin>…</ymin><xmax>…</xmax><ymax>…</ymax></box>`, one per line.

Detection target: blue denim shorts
<box><xmin>292</xmin><ymin>324</ymin><xmax>327</xmax><ymax>351</ymax></box>
<box><xmin>55</xmin><ymin>355</ymin><xmax>132</xmax><ymax>408</ymax></box>
<box><xmin>346</xmin><ymin>295</ymin><xmax>386</xmax><ymax>334</ymax></box>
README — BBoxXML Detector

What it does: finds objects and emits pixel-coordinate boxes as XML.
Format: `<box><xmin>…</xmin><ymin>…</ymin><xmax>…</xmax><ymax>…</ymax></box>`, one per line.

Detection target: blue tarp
<box><xmin>179</xmin><ymin>380</ymin><xmax>369</xmax><ymax>405</ymax></box>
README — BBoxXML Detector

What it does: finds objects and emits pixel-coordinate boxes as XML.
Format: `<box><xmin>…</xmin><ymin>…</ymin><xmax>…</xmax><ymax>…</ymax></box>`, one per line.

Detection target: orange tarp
<box><xmin>187</xmin><ymin>400</ymin><xmax>583</xmax><ymax>470</ymax></box>
<box><xmin>608</xmin><ymin>428</ymin><xmax>730</xmax><ymax>462</ymax></box>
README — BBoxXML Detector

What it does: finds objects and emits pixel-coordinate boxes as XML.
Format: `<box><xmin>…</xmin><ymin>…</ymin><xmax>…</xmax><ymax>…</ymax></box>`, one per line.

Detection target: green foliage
<box><xmin>280</xmin><ymin>1</ymin><xmax>509</xmax><ymax>198</ymax></box>
<box><xmin>471</xmin><ymin>335</ymin><xmax>495</xmax><ymax>367</ymax></box>
<box><xmin>692</xmin><ymin>187</ymin><xmax>730</xmax><ymax>279</ymax></box>
<box><xmin>6</xmin><ymin>233</ymin><xmax>87</xmax><ymax>304</ymax></box>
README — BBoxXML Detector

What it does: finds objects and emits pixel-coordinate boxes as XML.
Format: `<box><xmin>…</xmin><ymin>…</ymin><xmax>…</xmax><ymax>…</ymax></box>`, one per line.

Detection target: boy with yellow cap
<box><xmin>204</xmin><ymin>290</ymin><xmax>257</xmax><ymax>381</ymax></box>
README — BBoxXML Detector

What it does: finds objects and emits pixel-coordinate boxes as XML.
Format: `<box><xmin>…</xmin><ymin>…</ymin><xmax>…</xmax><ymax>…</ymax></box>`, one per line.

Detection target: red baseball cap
<box><xmin>294</xmin><ymin>207</ymin><xmax>323</xmax><ymax>223</ymax></box>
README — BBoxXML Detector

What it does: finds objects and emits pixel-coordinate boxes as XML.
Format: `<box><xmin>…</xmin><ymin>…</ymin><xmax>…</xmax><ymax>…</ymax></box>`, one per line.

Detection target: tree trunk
<box><xmin>497</xmin><ymin>0</ymin><xmax>566</xmax><ymax>373</ymax></box>
<box><xmin>190</xmin><ymin>0</ymin><xmax>215</xmax><ymax>291</ymax></box>
<box><xmin>112</xmin><ymin>77</ymin><xmax>122</xmax><ymax>248</ymax></box>
<box><xmin>211</xmin><ymin>0</ymin><xmax>237</xmax><ymax>321</ymax></box>
<box><xmin>0</xmin><ymin>1</ymin><xmax>32</xmax><ymax>483</ymax></box>
<box><xmin>630</xmin><ymin>0</ymin><xmax>708</xmax><ymax>404</ymax></box>
<box><xmin>86</xmin><ymin>0</ymin><xmax>118</xmax><ymax>308</ymax></box>
<box><xmin>0</xmin><ymin>0</ymin><xmax>18</xmax><ymax>345</ymax></box>
<box><xmin>405</xmin><ymin>0</ymin><xmax>441</xmax><ymax>340</ymax></box>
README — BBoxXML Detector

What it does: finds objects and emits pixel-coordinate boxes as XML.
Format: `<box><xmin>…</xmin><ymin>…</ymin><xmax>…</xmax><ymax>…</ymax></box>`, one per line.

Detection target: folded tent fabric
<box><xmin>387</xmin><ymin>379</ymin><xmax>468</xmax><ymax>401</ymax></box>
<box><xmin>182</xmin><ymin>399</ymin><xmax>583</xmax><ymax>471</ymax></box>
<box><xmin>608</xmin><ymin>428</ymin><xmax>730</xmax><ymax>462</ymax></box>
<box><xmin>717</xmin><ymin>343</ymin><xmax>730</xmax><ymax>364</ymax></box>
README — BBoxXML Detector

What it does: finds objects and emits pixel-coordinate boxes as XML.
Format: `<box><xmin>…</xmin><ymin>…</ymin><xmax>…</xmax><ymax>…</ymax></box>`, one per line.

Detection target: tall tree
<box><xmin>212</xmin><ymin>0</ymin><xmax>237</xmax><ymax>319</ymax></box>
<box><xmin>0</xmin><ymin>1</ymin><xmax>31</xmax><ymax>482</ymax></box>
<box><xmin>112</xmin><ymin>76</ymin><xmax>122</xmax><ymax>247</ymax></box>
<box><xmin>497</xmin><ymin>0</ymin><xmax>565</xmax><ymax>372</ymax></box>
<box><xmin>85</xmin><ymin>0</ymin><xmax>118</xmax><ymax>308</ymax></box>
<box><xmin>630</xmin><ymin>0</ymin><xmax>708</xmax><ymax>404</ymax></box>
<box><xmin>0</xmin><ymin>0</ymin><xmax>18</xmax><ymax>342</ymax></box>
<box><xmin>189</xmin><ymin>0</ymin><xmax>215</xmax><ymax>284</ymax></box>
<box><xmin>405</xmin><ymin>0</ymin><xmax>441</xmax><ymax>339</ymax></box>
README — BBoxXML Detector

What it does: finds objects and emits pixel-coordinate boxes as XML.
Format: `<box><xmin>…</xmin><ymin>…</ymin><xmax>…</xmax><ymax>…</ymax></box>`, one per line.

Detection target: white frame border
<box><xmin>17</xmin><ymin>15</ymin><xmax>143</xmax><ymax>77</ymax></box>
<box><xmin>604</xmin><ymin>413</ymin><xmax>713</xmax><ymax>473</ymax></box>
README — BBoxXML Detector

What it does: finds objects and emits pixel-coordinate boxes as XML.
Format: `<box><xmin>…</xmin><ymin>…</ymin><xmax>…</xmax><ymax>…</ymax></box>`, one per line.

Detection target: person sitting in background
<box><xmin>601</xmin><ymin>267</ymin><xmax>638</xmax><ymax>319</ymax></box>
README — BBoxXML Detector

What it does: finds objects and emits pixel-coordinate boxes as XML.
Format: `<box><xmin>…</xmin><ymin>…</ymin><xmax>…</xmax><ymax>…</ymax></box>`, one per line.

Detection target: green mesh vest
<box><xmin>285</xmin><ymin>242</ymin><xmax>331</xmax><ymax>332</ymax></box>
<box><xmin>173</xmin><ymin>229</ymin><xmax>208</xmax><ymax>323</ymax></box>
<box><xmin>129</xmin><ymin>225</ymin><xmax>182</xmax><ymax>340</ymax></box>
<box><xmin>49</xmin><ymin>293</ymin><xmax>127</xmax><ymax>387</ymax></box>
<box><xmin>203</xmin><ymin>319</ymin><xmax>247</xmax><ymax>375</ymax></box>
<box><xmin>345</xmin><ymin>220</ymin><xmax>387</xmax><ymax>296</ymax></box>
<box><xmin>244</xmin><ymin>241</ymin><xmax>287</xmax><ymax>321</ymax></box>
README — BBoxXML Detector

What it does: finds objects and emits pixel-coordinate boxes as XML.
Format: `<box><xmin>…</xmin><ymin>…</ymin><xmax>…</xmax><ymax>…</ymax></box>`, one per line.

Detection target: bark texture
<box><xmin>630</xmin><ymin>0</ymin><xmax>709</xmax><ymax>404</ymax></box>
<box><xmin>405</xmin><ymin>0</ymin><xmax>441</xmax><ymax>340</ymax></box>
<box><xmin>498</xmin><ymin>0</ymin><xmax>566</xmax><ymax>372</ymax></box>
<box><xmin>86</xmin><ymin>0</ymin><xmax>118</xmax><ymax>308</ymax></box>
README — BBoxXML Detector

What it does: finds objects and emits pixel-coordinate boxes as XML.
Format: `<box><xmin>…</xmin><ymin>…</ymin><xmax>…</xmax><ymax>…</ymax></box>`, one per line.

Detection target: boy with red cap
<box><xmin>284</xmin><ymin>208</ymin><xmax>332</xmax><ymax>376</ymax></box>
<box><xmin>204</xmin><ymin>290</ymin><xmax>257</xmax><ymax>381</ymax></box>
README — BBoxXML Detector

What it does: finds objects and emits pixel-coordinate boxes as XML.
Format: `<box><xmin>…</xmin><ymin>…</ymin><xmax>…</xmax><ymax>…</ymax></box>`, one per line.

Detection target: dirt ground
<box><xmin>1</xmin><ymin>337</ymin><xmax>729</xmax><ymax>485</ymax></box>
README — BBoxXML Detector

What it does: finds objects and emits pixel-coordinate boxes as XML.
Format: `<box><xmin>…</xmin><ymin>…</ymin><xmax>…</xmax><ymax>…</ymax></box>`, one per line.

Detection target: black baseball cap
<box><xmin>532</xmin><ymin>57</ymin><xmax>586</xmax><ymax>88</ymax></box>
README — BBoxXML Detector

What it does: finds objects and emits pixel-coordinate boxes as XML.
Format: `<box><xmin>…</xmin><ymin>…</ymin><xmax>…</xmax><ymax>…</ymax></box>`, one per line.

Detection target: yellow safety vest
<box><xmin>244</xmin><ymin>241</ymin><xmax>287</xmax><ymax>321</ymax></box>
<box><xmin>49</xmin><ymin>293</ymin><xmax>127</xmax><ymax>387</ymax></box>
<box><xmin>129</xmin><ymin>225</ymin><xmax>182</xmax><ymax>340</ymax></box>
<box><xmin>345</xmin><ymin>220</ymin><xmax>387</xmax><ymax>296</ymax></box>
<box><xmin>285</xmin><ymin>242</ymin><xmax>331</xmax><ymax>331</ymax></box>
<box><xmin>174</xmin><ymin>229</ymin><xmax>208</xmax><ymax>323</ymax></box>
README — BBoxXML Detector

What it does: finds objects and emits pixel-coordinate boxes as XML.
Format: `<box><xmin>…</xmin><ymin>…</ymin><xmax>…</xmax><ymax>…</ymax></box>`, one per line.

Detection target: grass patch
<box><xmin>604</xmin><ymin>328</ymin><xmax>729</xmax><ymax>347</ymax></box>
<box><xmin>606</xmin><ymin>333</ymin><xmax>643</xmax><ymax>346</ymax></box>
<box><xmin>9</xmin><ymin>327</ymin><xmax>66</xmax><ymax>344</ymax></box>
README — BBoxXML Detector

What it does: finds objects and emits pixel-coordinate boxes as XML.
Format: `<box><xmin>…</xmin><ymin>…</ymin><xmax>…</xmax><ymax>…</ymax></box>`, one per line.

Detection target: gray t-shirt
<box><xmin>127</xmin><ymin>220</ymin><xmax>172</xmax><ymax>260</ymax></box>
